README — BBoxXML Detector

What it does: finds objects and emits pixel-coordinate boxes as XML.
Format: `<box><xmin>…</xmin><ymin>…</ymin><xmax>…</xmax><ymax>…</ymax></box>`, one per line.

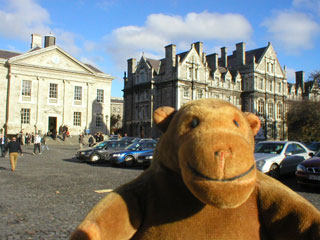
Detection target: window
<box><xmin>22</xmin><ymin>80</ymin><xmax>31</xmax><ymax>96</ymax></box>
<box><xmin>74</xmin><ymin>86</ymin><xmax>82</xmax><ymax>101</ymax></box>
<box><xmin>269</xmin><ymin>80</ymin><xmax>273</xmax><ymax>91</ymax></box>
<box><xmin>278</xmin><ymin>82</ymin><xmax>282</xmax><ymax>93</ymax></box>
<box><xmin>49</xmin><ymin>83</ymin><xmax>58</xmax><ymax>99</ymax></box>
<box><xmin>268</xmin><ymin>102</ymin><xmax>273</xmax><ymax>118</ymax></box>
<box><xmin>276</xmin><ymin>103</ymin><xmax>282</xmax><ymax>120</ymax></box>
<box><xmin>259</xmin><ymin>78</ymin><xmax>264</xmax><ymax>89</ymax></box>
<box><xmin>73</xmin><ymin>112</ymin><xmax>81</xmax><ymax>126</ymax></box>
<box><xmin>215</xmin><ymin>77</ymin><xmax>219</xmax><ymax>86</ymax></box>
<box><xmin>183</xmin><ymin>87</ymin><xmax>190</xmax><ymax>98</ymax></box>
<box><xmin>97</xmin><ymin>89</ymin><xmax>104</xmax><ymax>103</ymax></box>
<box><xmin>96</xmin><ymin>114</ymin><xmax>103</xmax><ymax>127</ymax></box>
<box><xmin>258</xmin><ymin>99</ymin><xmax>264</xmax><ymax>115</ymax></box>
<box><xmin>188</xmin><ymin>68</ymin><xmax>192</xmax><ymax>79</ymax></box>
<box><xmin>197</xmin><ymin>89</ymin><xmax>203</xmax><ymax>99</ymax></box>
<box><xmin>21</xmin><ymin>108</ymin><xmax>30</xmax><ymax>124</ymax></box>
<box><xmin>195</xmin><ymin>68</ymin><xmax>198</xmax><ymax>80</ymax></box>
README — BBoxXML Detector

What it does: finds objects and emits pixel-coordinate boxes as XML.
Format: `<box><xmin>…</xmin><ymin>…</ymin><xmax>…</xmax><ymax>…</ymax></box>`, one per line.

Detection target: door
<box><xmin>48</xmin><ymin>117</ymin><xmax>57</xmax><ymax>133</ymax></box>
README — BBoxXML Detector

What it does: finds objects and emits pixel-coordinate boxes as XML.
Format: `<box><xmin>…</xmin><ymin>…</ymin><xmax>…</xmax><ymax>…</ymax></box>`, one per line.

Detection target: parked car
<box><xmin>137</xmin><ymin>150</ymin><xmax>154</xmax><ymax>169</ymax></box>
<box><xmin>254</xmin><ymin>141</ymin><xmax>314</xmax><ymax>178</ymax></box>
<box><xmin>296</xmin><ymin>151</ymin><xmax>320</xmax><ymax>187</ymax></box>
<box><xmin>75</xmin><ymin>140</ymin><xmax>112</xmax><ymax>160</ymax></box>
<box><xmin>76</xmin><ymin>140</ymin><xmax>131</xmax><ymax>163</ymax></box>
<box><xmin>305</xmin><ymin>142</ymin><xmax>320</xmax><ymax>152</ymax></box>
<box><xmin>109</xmin><ymin>139</ymin><xmax>157</xmax><ymax>167</ymax></box>
<box><xmin>118</xmin><ymin>137</ymin><xmax>140</xmax><ymax>143</ymax></box>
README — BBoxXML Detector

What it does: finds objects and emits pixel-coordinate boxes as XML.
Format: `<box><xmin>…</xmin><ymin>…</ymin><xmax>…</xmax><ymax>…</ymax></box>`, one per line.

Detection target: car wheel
<box><xmin>268</xmin><ymin>164</ymin><xmax>280</xmax><ymax>179</ymax></box>
<box><xmin>90</xmin><ymin>153</ymin><xmax>100</xmax><ymax>163</ymax></box>
<box><xmin>125</xmin><ymin>155</ymin><xmax>134</xmax><ymax>167</ymax></box>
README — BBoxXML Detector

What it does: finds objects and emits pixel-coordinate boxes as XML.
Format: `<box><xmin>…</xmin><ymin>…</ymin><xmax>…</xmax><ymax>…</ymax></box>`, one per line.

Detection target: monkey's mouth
<box><xmin>187</xmin><ymin>162</ymin><xmax>255</xmax><ymax>182</ymax></box>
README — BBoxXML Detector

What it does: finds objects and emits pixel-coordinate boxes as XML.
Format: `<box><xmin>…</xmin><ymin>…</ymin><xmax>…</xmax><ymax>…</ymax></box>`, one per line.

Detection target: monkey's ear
<box><xmin>244</xmin><ymin>112</ymin><xmax>261</xmax><ymax>136</ymax></box>
<box><xmin>153</xmin><ymin>106</ymin><xmax>176</xmax><ymax>132</ymax></box>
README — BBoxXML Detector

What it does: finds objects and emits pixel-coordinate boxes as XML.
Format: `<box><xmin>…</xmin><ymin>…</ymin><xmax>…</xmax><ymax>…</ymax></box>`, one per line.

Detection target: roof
<box><xmin>0</xmin><ymin>50</ymin><xmax>21</xmax><ymax>59</ymax></box>
<box><xmin>146</xmin><ymin>58</ymin><xmax>161</xmax><ymax>72</ymax></box>
<box><xmin>84</xmin><ymin>63</ymin><xmax>103</xmax><ymax>73</ymax></box>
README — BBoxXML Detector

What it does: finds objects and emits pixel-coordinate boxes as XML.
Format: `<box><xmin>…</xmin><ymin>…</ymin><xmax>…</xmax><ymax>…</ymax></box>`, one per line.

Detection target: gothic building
<box><xmin>123</xmin><ymin>41</ymin><xmax>317</xmax><ymax>139</ymax></box>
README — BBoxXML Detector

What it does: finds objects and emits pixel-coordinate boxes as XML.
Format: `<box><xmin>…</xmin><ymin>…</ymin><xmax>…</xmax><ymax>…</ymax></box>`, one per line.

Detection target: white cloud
<box><xmin>262</xmin><ymin>10</ymin><xmax>320</xmax><ymax>53</ymax></box>
<box><xmin>104</xmin><ymin>11</ymin><xmax>253</xmax><ymax>70</ymax></box>
<box><xmin>0</xmin><ymin>0</ymin><xmax>51</xmax><ymax>40</ymax></box>
<box><xmin>293</xmin><ymin>0</ymin><xmax>320</xmax><ymax>15</ymax></box>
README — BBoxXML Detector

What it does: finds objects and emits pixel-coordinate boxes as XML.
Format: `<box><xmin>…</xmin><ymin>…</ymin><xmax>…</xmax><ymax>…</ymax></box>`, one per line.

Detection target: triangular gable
<box><xmin>255</xmin><ymin>43</ymin><xmax>285</xmax><ymax>78</ymax></box>
<box><xmin>8</xmin><ymin>45</ymin><xmax>94</xmax><ymax>74</ymax></box>
<box><xmin>180</xmin><ymin>46</ymin><xmax>205</xmax><ymax>69</ymax></box>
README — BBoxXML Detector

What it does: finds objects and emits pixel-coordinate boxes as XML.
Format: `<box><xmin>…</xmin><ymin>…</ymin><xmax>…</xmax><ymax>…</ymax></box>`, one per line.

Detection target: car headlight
<box><xmin>112</xmin><ymin>153</ymin><xmax>124</xmax><ymax>158</ymax></box>
<box><xmin>255</xmin><ymin>160</ymin><xmax>266</xmax><ymax>170</ymax></box>
<box><xmin>145</xmin><ymin>155</ymin><xmax>153</xmax><ymax>160</ymax></box>
<box><xmin>296</xmin><ymin>164</ymin><xmax>306</xmax><ymax>172</ymax></box>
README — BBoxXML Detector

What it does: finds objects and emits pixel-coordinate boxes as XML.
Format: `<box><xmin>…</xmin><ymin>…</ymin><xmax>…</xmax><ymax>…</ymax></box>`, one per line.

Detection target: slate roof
<box><xmin>84</xmin><ymin>64</ymin><xmax>103</xmax><ymax>73</ymax></box>
<box><xmin>0</xmin><ymin>50</ymin><xmax>21</xmax><ymax>59</ymax></box>
<box><xmin>146</xmin><ymin>58</ymin><xmax>161</xmax><ymax>73</ymax></box>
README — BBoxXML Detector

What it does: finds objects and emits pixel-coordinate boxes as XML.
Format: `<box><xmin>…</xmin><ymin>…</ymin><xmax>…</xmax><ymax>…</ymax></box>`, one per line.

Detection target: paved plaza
<box><xmin>0</xmin><ymin>144</ymin><xmax>319</xmax><ymax>239</ymax></box>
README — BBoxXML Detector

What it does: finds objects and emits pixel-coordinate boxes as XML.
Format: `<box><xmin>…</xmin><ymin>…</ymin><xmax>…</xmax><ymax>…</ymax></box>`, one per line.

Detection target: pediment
<box><xmin>10</xmin><ymin>47</ymin><xmax>93</xmax><ymax>74</ymax></box>
<box><xmin>44</xmin><ymin>107</ymin><xmax>62</xmax><ymax>114</ymax></box>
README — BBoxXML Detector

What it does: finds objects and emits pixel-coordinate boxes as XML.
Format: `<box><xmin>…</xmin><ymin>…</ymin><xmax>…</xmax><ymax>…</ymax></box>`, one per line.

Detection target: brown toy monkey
<box><xmin>71</xmin><ymin>99</ymin><xmax>320</xmax><ymax>239</ymax></box>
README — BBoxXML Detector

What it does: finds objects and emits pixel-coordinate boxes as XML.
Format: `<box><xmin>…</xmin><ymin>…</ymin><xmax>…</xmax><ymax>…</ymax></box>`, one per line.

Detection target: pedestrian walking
<box><xmin>0</xmin><ymin>134</ymin><xmax>7</xmax><ymax>157</ymax></box>
<box><xmin>5</xmin><ymin>137</ymin><xmax>23</xmax><ymax>171</ymax></box>
<box><xmin>88</xmin><ymin>134</ymin><xmax>95</xmax><ymax>147</ymax></box>
<box><xmin>41</xmin><ymin>134</ymin><xmax>49</xmax><ymax>151</ymax></box>
<box><xmin>33</xmin><ymin>133</ymin><xmax>42</xmax><ymax>155</ymax></box>
<box><xmin>79</xmin><ymin>133</ymin><xmax>84</xmax><ymax>149</ymax></box>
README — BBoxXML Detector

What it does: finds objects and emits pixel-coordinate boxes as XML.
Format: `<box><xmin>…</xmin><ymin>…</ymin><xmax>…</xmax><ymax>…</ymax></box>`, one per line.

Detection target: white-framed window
<box><xmin>269</xmin><ymin>80</ymin><xmax>273</xmax><ymax>91</ymax></box>
<box><xmin>195</xmin><ymin>68</ymin><xmax>198</xmax><ymax>80</ymax></box>
<box><xmin>183</xmin><ymin>87</ymin><xmax>190</xmax><ymax>98</ymax></box>
<box><xmin>21</xmin><ymin>108</ymin><xmax>30</xmax><ymax>124</ymax></box>
<box><xmin>197</xmin><ymin>89</ymin><xmax>204</xmax><ymax>99</ymax></box>
<box><xmin>97</xmin><ymin>89</ymin><xmax>104</xmax><ymax>103</ymax></box>
<box><xmin>277</xmin><ymin>82</ymin><xmax>282</xmax><ymax>93</ymax></box>
<box><xmin>227</xmin><ymin>79</ymin><xmax>231</xmax><ymax>89</ymax></box>
<box><xmin>215</xmin><ymin>77</ymin><xmax>219</xmax><ymax>86</ymax></box>
<box><xmin>276</xmin><ymin>102</ymin><xmax>282</xmax><ymax>120</ymax></box>
<box><xmin>74</xmin><ymin>86</ymin><xmax>82</xmax><ymax>101</ymax></box>
<box><xmin>188</xmin><ymin>67</ymin><xmax>192</xmax><ymax>79</ymax></box>
<box><xmin>258</xmin><ymin>99</ymin><xmax>264</xmax><ymax>116</ymax></box>
<box><xmin>49</xmin><ymin>83</ymin><xmax>58</xmax><ymax>99</ymax></box>
<box><xmin>259</xmin><ymin>78</ymin><xmax>264</xmax><ymax>90</ymax></box>
<box><xmin>96</xmin><ymin>114</ymin><xmax>103</xmax><ymax>127</ymax></box>
<box><xmin>22</xmin><ymin>80</ymin><xmax>31</xmax><ymax>96</ymax></box>
<box><xmin>73</xmin><ymin>112</ymin><xmax>81</xmax><ymax>126</ymax></box>
<box><xmin>268</xmin><ymin>102</ymin><xmax>274</xmax><ymax>118</ymax></box>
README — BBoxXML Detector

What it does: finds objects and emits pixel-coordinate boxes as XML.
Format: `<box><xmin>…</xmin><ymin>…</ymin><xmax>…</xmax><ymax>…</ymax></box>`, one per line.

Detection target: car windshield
<box><xmin>255</xmin><ymin>142</ymin><xmax>285</xmax><ymax>154</ymax></box>
<box><xmin>125</xmin><ymin>141</ymin><xmax>156</xmax><ymax>151</ymax></box>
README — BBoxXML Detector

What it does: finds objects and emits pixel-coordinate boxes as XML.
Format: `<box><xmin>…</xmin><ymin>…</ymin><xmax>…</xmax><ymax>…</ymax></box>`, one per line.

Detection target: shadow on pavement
<box><xmin>62</xmin><ymin>158</ymin><xmax>85</xmax><ymax>164</ymax></box>
<box><xmin>279</xmin><ymin>174</ymin><xmax>320</xmax><ymax>194</ymax></box>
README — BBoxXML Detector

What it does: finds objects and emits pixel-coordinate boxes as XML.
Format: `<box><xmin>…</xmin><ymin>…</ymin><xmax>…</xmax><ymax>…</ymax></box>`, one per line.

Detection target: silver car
<box><xmin>255</xmin><ymin>141</ymin><xmax>314</xmax><ymax>178</ymax></box>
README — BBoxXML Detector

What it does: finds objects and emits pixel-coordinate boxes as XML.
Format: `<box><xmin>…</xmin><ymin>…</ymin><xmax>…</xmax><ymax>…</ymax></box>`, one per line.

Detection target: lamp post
<box><xmin>20</xmin><ymin>109</ymin><xmax>23</xmax><ymax>133</ymax></box>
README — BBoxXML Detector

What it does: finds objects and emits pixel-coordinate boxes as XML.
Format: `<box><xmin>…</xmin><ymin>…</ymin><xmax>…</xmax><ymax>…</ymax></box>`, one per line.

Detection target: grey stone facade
<box><xmin>123</xmin><ymin>41</ymin><xmax>319</xmax><ymax>139</ymax></box>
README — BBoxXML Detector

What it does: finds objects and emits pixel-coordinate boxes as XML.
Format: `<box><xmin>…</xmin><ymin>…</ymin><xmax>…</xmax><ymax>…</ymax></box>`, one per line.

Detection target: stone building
<box><xmin>0</xmin><ymin>33</ymin><xmax>114</xmax><ymax>136</ymax></box>
<box><xmin>123</xmin><ymin>41</ymin><xmax>319</xmax><ymax>139</ymax></box>
<box><xmin>110</xmin><ymin>97</ymin><xmax>124</xmax><ymax>133</ymax></box>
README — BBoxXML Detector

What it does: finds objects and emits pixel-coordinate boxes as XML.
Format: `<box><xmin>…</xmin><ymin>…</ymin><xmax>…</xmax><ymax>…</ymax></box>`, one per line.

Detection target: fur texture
<box><xmin>71</xmin><ymin>99</ymin><xmax>320</xmax><ymax>240</ymax></box>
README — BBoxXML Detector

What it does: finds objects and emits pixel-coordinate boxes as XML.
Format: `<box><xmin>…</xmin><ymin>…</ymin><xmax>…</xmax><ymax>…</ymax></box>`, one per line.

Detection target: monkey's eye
<box><xmin>233</xmin><ymin>120</ymin><xmax>240</xmax><ymax>128</ymax></box>
<box><xmin>190</xmin><ymin>118</ymin><xmax>200</xmax><ymax>129</ymax></box>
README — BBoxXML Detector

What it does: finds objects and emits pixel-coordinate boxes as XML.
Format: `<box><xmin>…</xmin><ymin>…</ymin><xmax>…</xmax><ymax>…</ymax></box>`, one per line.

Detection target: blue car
<box><xmin>109</xmin><ymin>139</ymin><xmax>157</xmax><ymax>167</ymax></box>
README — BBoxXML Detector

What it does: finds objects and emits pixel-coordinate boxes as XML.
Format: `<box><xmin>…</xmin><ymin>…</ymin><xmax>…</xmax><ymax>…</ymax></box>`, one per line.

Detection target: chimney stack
<box><xmin>221</xmin><ymin>47</ymin><xmax>228</xmax><ymax>67</ymax></box>
<box><xmin>213</xmin><ymin>53</ymin><xmax>218</xmax><ymax>70</ymax></box>
<box><xmin>165</xmin><ymin>44</ymin><xmax>176</xmax><ymax>75</ymax></box>
<box><xmin>295</xmin><ymin>71</ymin><xmax>305</xmax><ymax>92</ymax></box>
<box><xmin>31</xmin><ymin>33</ymin><xmax>42</xmax><ymax>49</ymax></box>
<box><xmin>236</xmin><ymin>42</ymin><xmax>246</xmax><ymax>66</ymax></box>
<box><xmin>44</xmin><ymin>34</ymin><xmax>56</xmax><ymax>47</ymax></box>
<box><xmin>194</xmin><ymin>41</ymin><xmax>203</xmax><ymax>58</ymax></box>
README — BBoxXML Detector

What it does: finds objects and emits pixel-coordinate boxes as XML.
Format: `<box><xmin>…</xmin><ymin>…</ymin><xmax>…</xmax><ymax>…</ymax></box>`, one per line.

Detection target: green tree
<box><xmin>287</xmin><ymin>100</ymin><xmax>320</xmax><ymax>142</ymax></box>
<box><xmin>110</xmin><ymin>114</ymin><xmax>121</xmax><ymax>133</ymax></box>
<box><xmin>308</xmin><ymin>70</ymin><xmax>320</xmax><ymax>85</ymax></box>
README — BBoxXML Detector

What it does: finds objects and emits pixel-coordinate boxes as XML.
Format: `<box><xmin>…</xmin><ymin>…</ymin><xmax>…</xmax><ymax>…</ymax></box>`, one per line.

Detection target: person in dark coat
<box><xmin>5</xmin><ymin>137</ymin><xmax>23</xmax><ymax>171</ymax></box>
<box><xmin>0</xmin><ymin>134</ymin><xmax>8</xmax><ymax>157</ymax></box>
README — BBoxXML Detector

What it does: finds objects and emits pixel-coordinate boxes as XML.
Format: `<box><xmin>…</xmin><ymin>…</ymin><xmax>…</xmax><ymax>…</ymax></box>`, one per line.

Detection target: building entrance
<box><xmin>48</xmin><ymin>117</ymin><xmax>57</xmax><ymax>133</ymax></box>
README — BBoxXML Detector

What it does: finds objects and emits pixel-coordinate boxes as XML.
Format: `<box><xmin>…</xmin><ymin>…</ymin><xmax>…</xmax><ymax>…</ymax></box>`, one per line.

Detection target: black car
<box><xmin>76</xmin><ymin>140</ymin><xmax>131</xmax><ymax>163</ymax></box>
<box><xmin>296</xmin><ymin>151</ymin><xmax>320</xmax><ymax>187</ymax></box>
<box><xmin>137</xmin><ymin>150</ymin><xmax>154</xmax><ymax>169</ymax></box>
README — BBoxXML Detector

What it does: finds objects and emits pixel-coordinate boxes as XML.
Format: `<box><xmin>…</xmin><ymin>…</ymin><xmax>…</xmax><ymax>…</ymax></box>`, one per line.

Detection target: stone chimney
<box><xmin>295</xmin><ymin>71</ymin><xmax>305</xmax><ymax>92</ymax></box>
<box><xmin>165</xmin><ymin>44</ymin><xmax>176</xmax><ymax>75</ymax></box>
<box><xmin>194</xmin><ymin>41</ymin><xmax>203</xmax><ymax>58</ymax></box>
<box><xmin>221</xmin><ymin>47</ymin><xmax>228</xmax><ymax>67</ymax></box>
<box><xmin>127</xmin><ymin>58</ymin><xmax>136</xmax><ymax>79</ymax></box>
<box><xmin>31</xmin><ymin>33</ymin><xmax>42</xmax><ymax>49</ymax></box>
<box><xmin>44</xmin><ymin>34</ymin><xmax>56</xmax><ymax>47</ymax></box>
<box><xmin>236</xmin><ymin>42</ymin><xmax>246</xmax><ymax>66</ymax></box>
<box><xmin>213</xmin><ymin>53</ymin><xmax>218</xmax><ymax>70</ymax></box>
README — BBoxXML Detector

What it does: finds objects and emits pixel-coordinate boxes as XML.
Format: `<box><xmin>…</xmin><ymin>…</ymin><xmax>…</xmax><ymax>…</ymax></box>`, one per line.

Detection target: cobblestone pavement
<box><xmin>0</xmin><ymin>145</ymin><xmax>319</xmax><ymax>239</ymax></box>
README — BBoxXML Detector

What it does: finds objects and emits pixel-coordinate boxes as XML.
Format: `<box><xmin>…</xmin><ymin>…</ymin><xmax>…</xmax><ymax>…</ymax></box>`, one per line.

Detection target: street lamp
<box><xmin>20</xmin><ymin>109</ymin><xmax>23</xmax><ymax>132</ymax></box>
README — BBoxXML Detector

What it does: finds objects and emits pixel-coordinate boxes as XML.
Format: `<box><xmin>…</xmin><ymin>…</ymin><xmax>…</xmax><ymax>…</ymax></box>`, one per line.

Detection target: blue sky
<box><xmin>0</xmin><ymin>0</ymin><xmax>319</xmax><ymax>98</ymax></box>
